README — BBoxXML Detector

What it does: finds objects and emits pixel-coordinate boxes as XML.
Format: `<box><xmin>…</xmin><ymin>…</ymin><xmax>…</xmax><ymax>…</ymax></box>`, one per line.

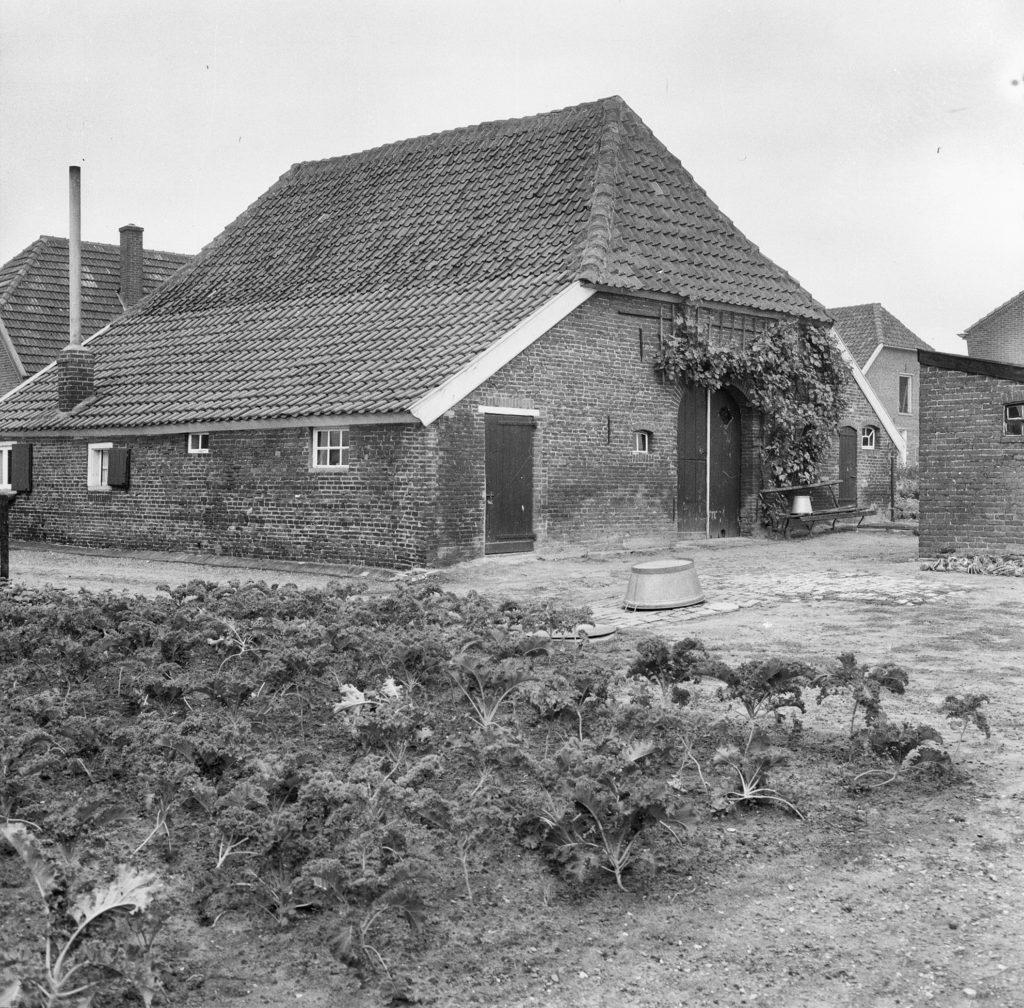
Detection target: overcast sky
<box><xmin>1</xmin><ymin>0</ymin><xmax>1021</xmax><ymax>354</ymax></box>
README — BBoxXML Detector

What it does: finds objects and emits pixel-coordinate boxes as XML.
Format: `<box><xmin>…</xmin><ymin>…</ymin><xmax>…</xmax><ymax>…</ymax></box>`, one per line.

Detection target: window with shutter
<box><xmin>107</xmin><ymin>447</ymin><xmax>131</xmax><ymax>489</ymax></box>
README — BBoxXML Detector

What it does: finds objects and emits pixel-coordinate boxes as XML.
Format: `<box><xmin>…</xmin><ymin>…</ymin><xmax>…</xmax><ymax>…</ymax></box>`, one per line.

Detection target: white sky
<box><xmin>1</xmin><ymin>0</ymin><xmax>1021</xmax><ymax>354</ymax></box>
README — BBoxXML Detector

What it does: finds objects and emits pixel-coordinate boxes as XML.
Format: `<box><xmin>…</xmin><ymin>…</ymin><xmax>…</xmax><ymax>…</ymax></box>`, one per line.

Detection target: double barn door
<box><xmin>677</xmin><ymin>383</ymin><xmax>741</xmax><ymax>538</ymax></box>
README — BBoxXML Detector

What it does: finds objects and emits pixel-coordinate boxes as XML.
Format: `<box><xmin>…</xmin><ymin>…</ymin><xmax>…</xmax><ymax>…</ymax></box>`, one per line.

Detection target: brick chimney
<box><xmin>119</xmin><ymin>224</ymin><xmax>144</xmax><ymax>308</ymax></box>
<box><xmin>58</xmin><ymin>165</ymin><xmax>95</xmax><ymax>412</ymax></box>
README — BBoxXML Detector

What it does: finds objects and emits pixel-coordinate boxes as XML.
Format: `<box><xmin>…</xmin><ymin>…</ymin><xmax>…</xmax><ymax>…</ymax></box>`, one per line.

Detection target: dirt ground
<box><xmin>5</xmin><ymin>530</ymin><xmax>1024</xmax><ymax>1007</ymax></box>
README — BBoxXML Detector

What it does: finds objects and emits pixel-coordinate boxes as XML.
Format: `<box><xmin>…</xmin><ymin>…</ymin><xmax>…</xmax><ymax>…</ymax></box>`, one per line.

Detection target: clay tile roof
<box><xmin>828</xmin><ymin>303</ymin><xmax>933</xmax><ymax>368</ymax></box>
<box><xmin>0</xmin><ymin>236</ymin><xmax>190</xmax><ymax>374</ymax></box>
<box><xmin>0</xmin><ymin>96</ymin><xmax>827</xmax><ymax>433</ymax></box>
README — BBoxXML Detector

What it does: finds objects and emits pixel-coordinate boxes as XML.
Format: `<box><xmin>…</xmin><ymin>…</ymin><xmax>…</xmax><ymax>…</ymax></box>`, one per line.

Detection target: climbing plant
<box><xmin>654</xmin><ymin>306</ymin><xmax>848</xmax><ymax>487</ymax></box>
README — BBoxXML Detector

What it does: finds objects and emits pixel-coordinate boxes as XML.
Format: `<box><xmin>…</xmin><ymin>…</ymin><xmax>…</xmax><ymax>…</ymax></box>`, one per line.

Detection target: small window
<box><xmin>188</xmin><ymin>433</ymin><xmax>210</xmax><ymax>454</ymax></box>
<box><xmin>898</xmin><ymin>375</ymin><xmax>912</xmax><ymax>415</ymax></box>
<box><xmin>88</xmin><ymin>443</ymin><xmax>112</xmax><ymax>490</ymax></box>
<box><xmin>1005</xmin><ymin>403</ymin><xmax>1024</xmax><ymax>436</ymax></box>
<box><xmin>860</xmin><ymin>426</ymin><xmax>877</xmax><ymax>450</ymax></box>
<box><xmin>633</xmin><ymin>430</ymin><xmax>652</xmax><ymax>454</ymax></box>
<box><xmin>0</xmin><ymin>441</ymin><xmax>11</xmax><ymax>489</ymax></box>
<box><xmin>312</xmin><ymin>427</ymin><xmax>350</xmax><ymax>469</ymax></box>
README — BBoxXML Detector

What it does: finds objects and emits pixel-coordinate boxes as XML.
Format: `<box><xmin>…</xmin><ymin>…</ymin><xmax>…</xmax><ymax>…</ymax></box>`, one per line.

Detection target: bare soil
<box><xmin>4</xmin><ymin>530</ymin><xmax>1023</xmax><ymax>1008</ymax></box>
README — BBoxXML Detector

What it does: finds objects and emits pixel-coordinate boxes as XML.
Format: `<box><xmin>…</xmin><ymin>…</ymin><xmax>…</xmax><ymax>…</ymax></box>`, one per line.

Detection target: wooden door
<box><xmin>677</xmin><ymin>382</ymin><xmax>707</xmax><ymax>534</ymax></box>
<box><xmin>484</xmin><ymin>414</ymin><xmax>535</xmax><ymax>554</ymax></box>
<box><xmin>708</xmin><ymin>387</ymin><xmax>741</xmax><ymax>537</ymax></box>
<box><xmin>838</xmin><ymin>426</ymin><xmax>858</xmax><ymax>506</ymax></box>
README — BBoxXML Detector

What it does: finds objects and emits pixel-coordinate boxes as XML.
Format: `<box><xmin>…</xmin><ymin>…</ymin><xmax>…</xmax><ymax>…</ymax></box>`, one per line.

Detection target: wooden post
<box><xmin>889</xmin><ymin>453</ymin><xmax>896</xmax><ymax>523</ymax></box>
<box><xmin>0</xmin><ymin>491</ymin><xmax>16</xmax><ymax>581</ymax></box>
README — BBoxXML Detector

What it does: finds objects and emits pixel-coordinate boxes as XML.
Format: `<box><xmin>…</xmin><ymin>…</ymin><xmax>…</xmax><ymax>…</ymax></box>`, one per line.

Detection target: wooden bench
<box><xmin>759</xmin><ymin>482</ymin><xmax>876</xmax><ymax>538</ymax></box>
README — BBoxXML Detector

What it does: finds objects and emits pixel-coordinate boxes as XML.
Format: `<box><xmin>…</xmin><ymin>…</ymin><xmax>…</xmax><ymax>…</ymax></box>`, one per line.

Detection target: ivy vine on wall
<box><xmin>654</xmin><ymin>306</ymin><xmax>848</xmax><ymax>487</ymax></box>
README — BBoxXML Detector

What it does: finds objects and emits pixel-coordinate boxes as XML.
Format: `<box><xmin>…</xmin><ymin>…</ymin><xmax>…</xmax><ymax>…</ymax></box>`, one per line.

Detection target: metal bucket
<box><xmin>622</xmin><ymin>558</ymin><xmax>705</xmax><ymax>611</ymax></box>
<box><xmin>790</xmin><ymin>493</ymin><xmax>812</xmax><ymax>516</ymax></box>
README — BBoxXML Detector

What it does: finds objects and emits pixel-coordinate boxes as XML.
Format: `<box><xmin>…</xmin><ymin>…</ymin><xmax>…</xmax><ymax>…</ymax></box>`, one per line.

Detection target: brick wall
<box><xmin>919</xmin><ymin>362</ymin><xmax>1024</xmax><ymax>555</ymax></box>
<box><xmin>965</xmin><ymin>296</ymin><xmax>1024</xmax><ymax>366</ymax></box>
<box><xmin>433</xmin><ymin>292</ymin><xmax>775</xmax><ymax>554</ymax></box>
<box><xmin>865</xmin><ymin>346</ymin><xmax>919</xmax><ymax>465</ymax></box>
<box><xmin>8</xmin><ymin>424</ymin><xmax>439</xmax><ymax>568</ymax></box>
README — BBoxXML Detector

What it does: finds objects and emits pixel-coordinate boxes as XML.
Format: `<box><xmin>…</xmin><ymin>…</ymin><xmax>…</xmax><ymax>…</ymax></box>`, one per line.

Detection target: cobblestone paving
<box><xmin>584</xmin><ymin>569</ymin><xmax>970</xmax><ymax>630</ymax></box>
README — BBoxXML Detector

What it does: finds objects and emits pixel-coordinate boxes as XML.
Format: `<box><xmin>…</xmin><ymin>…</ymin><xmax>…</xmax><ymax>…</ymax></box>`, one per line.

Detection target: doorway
<box><xmin>484</xmin><ymin>413</ymin><xmax>536</xmax><ymax>554</ymax></box>
<box><xmin>838</xmin><ymin>426</ymin><xmax>858</xmax><ymax>506</ymax></box>
<box><xmin>677</xmin><ymin>384</ymin><xmax>742</xmax><ymax>537</ymax></box>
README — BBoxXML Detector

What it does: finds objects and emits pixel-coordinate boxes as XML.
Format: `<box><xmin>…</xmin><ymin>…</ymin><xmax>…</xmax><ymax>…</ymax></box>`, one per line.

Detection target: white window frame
<box><xmin>87</xmin><ymin>442</ymin><xmax>113</xmax><ymax>491</ymax></box>
<box><xmin>898</xmin><ymin>375</ymin><xmax>912</xmax><ymax>415</ymax></box>
<box><xmin>0</xmin><ymin>441</ymin><xmax>12</xmax><ymax>490</ymax></box>
<box><xmin>1005</xmin><ymin>403</ymin><xmax>1024</xmax><ymax>437</ymax></box>
<box><xmin>633</xmin><ymin>430</ymin><xmax>652</xmax><ymax>454</ymax></box>
<box><xmin>860</xmin><ymin>426</ymin><xmax>877</xmax><ymax>450</ymax></box>
<box><xmin>188</xmin><ymin>432</ymin><xmax>210</xmax><ymax>455</ymax></box>
<box><xmin>311</xmin><ymin>427</ymin><xmax>350</xmax><ymax>470</ymax></box>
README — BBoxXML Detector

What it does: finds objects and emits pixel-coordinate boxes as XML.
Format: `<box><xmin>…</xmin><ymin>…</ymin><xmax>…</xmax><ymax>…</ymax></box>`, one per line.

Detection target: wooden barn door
<box><xmin>677</xmin><ymin>382</ymin><xmax>707</xmax><ymax>534</ymax></box>
<box><xmin>484</xmin><ymin>413</ymin><xmax>535</xmax><ymax>554</ymax></box>
<box><xmin>838</xmin><ymin>426</ymin><xmax>858</xmax><ymax>506</ymax></box>
<box><xmin>708</xmin><ymin>387</ymin><xmax>741</xmax><ymax>537</ymax></box>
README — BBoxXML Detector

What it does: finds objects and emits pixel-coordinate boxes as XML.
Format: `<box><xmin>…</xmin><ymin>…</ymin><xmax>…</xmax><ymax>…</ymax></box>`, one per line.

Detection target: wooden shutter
<box><xmin>107</xmin><ymin>447</ymin><xmax>131</xmax><ymax>489</ymax></box>
<box><xmin>11</xmin><ymin>443</ymin><xmax>32</xmax><ymax>493</ymax></box>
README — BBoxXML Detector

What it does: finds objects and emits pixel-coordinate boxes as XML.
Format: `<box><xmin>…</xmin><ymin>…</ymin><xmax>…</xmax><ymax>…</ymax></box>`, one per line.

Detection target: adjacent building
<box><xmin>0</xmin><ymin>228</ymin><xmax>190</xmax><ymax>394</ymax></box>
<box><xmin>960</xmin><ymin>289</ymin><xmax>1024</xmax><ymax>366</ymax></box>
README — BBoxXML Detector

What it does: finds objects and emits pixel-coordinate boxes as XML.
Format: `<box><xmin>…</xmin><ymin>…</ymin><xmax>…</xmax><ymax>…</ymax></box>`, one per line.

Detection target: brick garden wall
<box><xmin>919</xmin><ymin>362</ymin><xmax>1024</xmax><ymax>555</ymax></box>
<box><xmin>7</xmin><ymin>424</ymin><xmax>439</xmax><ymax>568</ymax></box>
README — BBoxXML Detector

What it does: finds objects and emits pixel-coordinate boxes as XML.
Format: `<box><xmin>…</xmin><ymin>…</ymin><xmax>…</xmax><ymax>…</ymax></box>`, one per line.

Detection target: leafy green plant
<box><xmin>940</xmin><ymin>693</ymin><xmax>991</xmax><ymax>753</ymax></box>
<box><xmin>709</xmin><ymin>656</ymin><xmax>814</xmax><ymax>723</ymax></box>
<box><xmin>0</xmin><ymin>823</ymin><xmax>161</xmax><ymax>1007</ymax></box>
<box><xmin>852</xmin><ymin>722</ymin><xmax>950</xmax><ymax>788</ymax></box>
<box><xmin>816</xmin><ymin>654</ymin><xmax>909</xmax><ymax>736</ymax></box>
<box><xmin>710</xmin><ymin>726</ymin><xmax>803</xmax><ymax>818</ymax></box>
<box><xmin>627</xmin><ymin>636</ymin><xmax>710</xmax><ymax>705</ymax></box>
<box><xmin>446</xmin><ymin>641</ymin><xmax>539</xmax><ymax>729</ymax></box>
<box><xmin>520</xmin><ymin>740</ymin><xmax>694</xmax><ymax>890</ymax></box>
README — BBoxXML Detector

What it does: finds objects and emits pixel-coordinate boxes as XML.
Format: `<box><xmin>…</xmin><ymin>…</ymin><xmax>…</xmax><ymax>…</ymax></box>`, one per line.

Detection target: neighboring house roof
<box><xmin>0</xmin><ymin>96</ymin><xmax>828</xmax><ymax>434</ymax></box>
<box><xmin>828</xmin><ymin>303</ymin><xmax>933</xmax><ymax>370</ymax></box>
<box><xmin>0</xmin><ymin>236</ymin><xmax>190</xmax><ymax>376</ymax></box>
<box><xmin>962</xmin><ymin>288</ymin><xmax>1024</xmax><ymax>336</ymax></box>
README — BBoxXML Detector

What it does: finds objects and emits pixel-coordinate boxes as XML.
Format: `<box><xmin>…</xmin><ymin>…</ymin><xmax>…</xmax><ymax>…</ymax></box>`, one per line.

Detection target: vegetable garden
<box><xmin>0</xmin><ymin>576</ymin><xmax>1001</xmax><ymax>1006</ymax></box>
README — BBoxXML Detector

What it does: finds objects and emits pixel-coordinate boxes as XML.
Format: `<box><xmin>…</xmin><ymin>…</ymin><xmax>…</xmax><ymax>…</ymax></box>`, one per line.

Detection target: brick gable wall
<box><xmin>433</xmin><ymin>292</ymin><xmax>770</xmax><ymax>559</ymax></box>
<box><xmin>919</xmin><ymin>363</ymin><xmax>1024</xmax><ymax>555</ymax></box>
<box><xmin>965</xmin><ymin>299</ymin><xmax>1024</xmax><ymax>366</ymax></box>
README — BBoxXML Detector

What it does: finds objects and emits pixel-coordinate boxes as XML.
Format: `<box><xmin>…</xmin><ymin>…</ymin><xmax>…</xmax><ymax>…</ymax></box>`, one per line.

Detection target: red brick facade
<box><xmin>919</xmin><ymin>351</ymin><xmax>1024</xmax><ymax>556</ymax></box>
<box><xmin>833</xmin><ymin>369</ymin><xmax>899</xmax><ymax>508</ymax></box>
<box><xmin>6</xmin><ymin>292</ymin><xmax>853</xmax><ymax>567</ymax></box>
<box><xmin>864</xmin><ymin>346</ymin><xmax>919</xmax><ymax>465</ymax></box>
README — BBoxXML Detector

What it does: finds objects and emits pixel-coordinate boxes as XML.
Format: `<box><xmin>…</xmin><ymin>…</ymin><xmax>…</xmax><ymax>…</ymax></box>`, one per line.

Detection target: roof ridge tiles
<box><xmin>577</xmin><ymin>97</ymin><xmax>625</xmax><ymax>283</ymax></box>
<box><xmin>293</xmin><ymin>97</ymin><xmax>624</xmax><ymax>177</ymax></box>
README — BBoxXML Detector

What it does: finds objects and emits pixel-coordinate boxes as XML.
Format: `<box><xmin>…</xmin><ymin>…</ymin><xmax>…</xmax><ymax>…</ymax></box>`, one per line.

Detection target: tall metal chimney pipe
<box><xmin>68</xmin><ymin>165</ymin><xmax>82</xmax><ymax>347</ymax></box>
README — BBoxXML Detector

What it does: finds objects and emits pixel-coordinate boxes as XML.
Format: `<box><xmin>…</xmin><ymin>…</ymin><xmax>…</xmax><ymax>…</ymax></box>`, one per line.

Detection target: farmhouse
<box><xmin>919</xmin><ymin>349</ymin><xmax>1024</xmax><ymax>556</ymax></box>
<box><xmin>0</xmin><ymin>97</ymin><xmax>853</xmax><ymax>568</ymax></box>
<box><xmin>0</xmin><ymin>228</ymin><xmax>189</xmax><ymax>395</ymax></box>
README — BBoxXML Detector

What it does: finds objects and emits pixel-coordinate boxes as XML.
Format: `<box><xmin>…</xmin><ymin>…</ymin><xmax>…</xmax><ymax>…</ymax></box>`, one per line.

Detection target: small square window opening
<box><xmin>87</xmin><ymin>442</ymin><xmax>113</xmax><ymax>490</ymax></box>
<box><xmin>313</xmin><ymin>427</ymin><xmax>350</xmax><ymax>468</ymax></box>
<box><xmin>1005</xmin><ymin>403</ymin><xmax>1024</xmax><ymax>437</ymax></box>
<box><xmin>633</xmin><ymin>430</ymin><xmax>652</xmax><ymax>454</ymax></box>
<box><xmin>188</xmin><ymin>433</ymin><xmax>210</xmax><ymax>454</ymax></box>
